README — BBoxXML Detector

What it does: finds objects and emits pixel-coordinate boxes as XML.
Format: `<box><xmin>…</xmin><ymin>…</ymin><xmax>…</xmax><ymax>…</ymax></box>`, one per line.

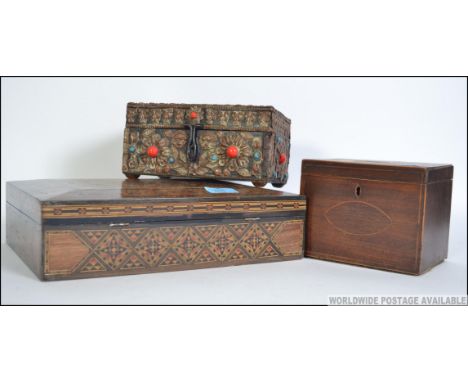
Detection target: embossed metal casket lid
<box><xmin>126</xmin><ymin>102</ymin><xmax>290</xmax><ymax>132</ymax></box>
<box><xmin>6</xmin><ymin>179</ymin><xmax>305</xmax><ymax>224</ymax></box>
<box><xmin>301</xmin><ymin>159</ymin><xmax>453</xmax><ymax>184</ymax></box>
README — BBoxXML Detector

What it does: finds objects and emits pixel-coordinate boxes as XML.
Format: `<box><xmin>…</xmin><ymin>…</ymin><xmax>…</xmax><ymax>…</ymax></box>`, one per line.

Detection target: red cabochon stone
<box><xmin>226</xmin><ymin>146</ymin><xmax>239</xmax><ymax>158</ymax></box>
<box><xmin>147</xmin><ymin>146</ymin><xmax>159</xmax><ymax>158</ymax></box>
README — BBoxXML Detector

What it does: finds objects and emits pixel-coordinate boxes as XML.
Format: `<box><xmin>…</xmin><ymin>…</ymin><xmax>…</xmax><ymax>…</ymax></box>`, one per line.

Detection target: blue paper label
<box><xmin>204</xmin><ymin>187</ymin><xmax>239</xmax><ymax>194</ymax></box>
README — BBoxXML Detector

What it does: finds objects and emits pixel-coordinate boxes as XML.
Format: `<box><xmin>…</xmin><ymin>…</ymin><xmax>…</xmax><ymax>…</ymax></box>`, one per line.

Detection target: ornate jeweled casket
<box><xmin>122</xmin><ymin>103</ymin><xmax>291</xmax><ymax>187</ymax></box>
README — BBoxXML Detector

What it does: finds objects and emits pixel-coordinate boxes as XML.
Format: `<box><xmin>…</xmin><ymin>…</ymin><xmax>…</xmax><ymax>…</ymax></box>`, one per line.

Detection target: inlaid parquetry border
<box><xmin>42</xmin><ymin>200</ymin><xmax>306</xmax><ymax>219</ymax></box>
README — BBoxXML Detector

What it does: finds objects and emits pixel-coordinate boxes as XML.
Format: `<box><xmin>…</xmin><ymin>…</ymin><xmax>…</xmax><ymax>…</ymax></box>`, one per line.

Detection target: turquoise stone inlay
<box><xmin>210</xmin><ymin>154</ymin><xmax>218</xmax><ymax>162</ymax></box>
<box><xmin>253</xmin><ymin>151</ymin><xmax>261</xmax><ymax>161</ymax></box>
<box><xmin>128</xmin><ymin>145</ymin><xmax>136</xmax><ymax>153</ymax></box>
<box><xmin>168</xmin><ymin>157</ymin><xmax>175</xmax><ymax>164</ymax></box>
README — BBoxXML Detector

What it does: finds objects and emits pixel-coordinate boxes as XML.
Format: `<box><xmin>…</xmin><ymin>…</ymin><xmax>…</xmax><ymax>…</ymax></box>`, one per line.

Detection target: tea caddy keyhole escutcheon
<box><xmin>355</xmin><ymin>184</ymin><xmax>361</xmax><ymax>198</ymax></box>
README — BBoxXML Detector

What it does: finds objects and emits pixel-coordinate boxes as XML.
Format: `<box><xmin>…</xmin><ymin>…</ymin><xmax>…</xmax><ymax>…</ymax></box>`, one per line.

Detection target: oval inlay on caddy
<box><xmin>325</xmin><ymin>201</ymin><xmax>392</xmax><ymax>236</ymax></box>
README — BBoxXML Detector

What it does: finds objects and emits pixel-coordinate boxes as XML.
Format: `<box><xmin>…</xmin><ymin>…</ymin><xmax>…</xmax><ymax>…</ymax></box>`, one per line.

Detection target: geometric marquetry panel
<box><xmin>173</xmin><ymin>227</ymin><xmax>205</xmax><ymax>263</ymax></box>
<box><xmin>134</xmin><ymin>230</ymin><xmax>169</xmax><ymax>266</ymax></box>
<box><xmin>44</xmin><ymin>219</ymin><xmax>304</xmax><ymax>278</ymax></box>
<box><xmin>240</xmin><ymin>224</ymin><xmax>269</xmax><ymax>258</ymax></box>
<box><xmin>228</xmin><ymin>245</ymin><xmax>251</xmax><ymax>262</ymax></box>
<box><xmin>94</xmin><ymin>230</ymin><xmax>131</xmax><ymax>270</ymax></box>
<box><xmin>207</xmin><ymin>226</ymin><xmax>237</xmax><ymax>261</ymax></box>
<box><xmin>120</xmin><ymin>254</ymin><xmax>146</xmax><ymax>270</ymax></box>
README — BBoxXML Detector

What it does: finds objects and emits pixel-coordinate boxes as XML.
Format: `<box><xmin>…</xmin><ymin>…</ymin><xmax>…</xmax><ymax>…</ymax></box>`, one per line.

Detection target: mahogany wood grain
<box><xmin>419</xmin><ymin>179</ymin><xmax>453</xmax><ymax>273</ymax></box>
<box><xmin>6</xmin><ymin>204</ymin><xmax>43</xmax><ymax>279</ymax></box>
<box><xmin>8</xmin><ymin>178</ymin><xmax>300</xmax><ymax>202</ymax></box>
<box><xmin>45</xmin><ymin>231</ymin><xmax>91</xmax><ymax>275</ymax></box>
<box><xmin>300</xmin><ymin>159</ymin><xmax>453</xmax><ymax>275</ymax></box>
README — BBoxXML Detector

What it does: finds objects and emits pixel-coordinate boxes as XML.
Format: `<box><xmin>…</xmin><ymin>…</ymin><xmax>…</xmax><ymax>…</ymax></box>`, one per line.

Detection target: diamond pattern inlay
<box><xmin>194</xmin><ymin>225</ymin><xmax>218</xmax><ymax>240</ymax></box>
<box><xmin>59</xmin><ymin>219</ymin><xmax>304</xmax><ymax>277</ymax></box>
<box><xmin>82</xmin><ymin>230</ymin><xmax>107</xmax><ymax>245</ymax></box>
<box><xmin>229</xmin><ymin>223</ymin><xmax>250</xmax><ymax>237</ymax></box>
<box><xmin>120</xmin><ymin>254</ymin><xmax>146</xmax><ymax>270</ymax></box>
<box><xmin>194</xmin><ymin>248</ymin><xmax>218</xmax><ymax>264</ymax></box>
<box><xmin>257</xmin><ymin>243</ymin><xmax>281</xmax><ymax>258</ymax></box>
<box><xmin>80</xmin><ymin>256</ymin><xmax>107</xmax><ymax>272</ymax></box>
<box><xmin>135</xmin><ymin>230</ymin><xmax>170</xmax><ymax>266</ymax></box>
<box><xmin>122</xmin><ymin>228</ymin><xmax>146</xmax><ymax>242</ymax></box>
<box><xmin>241</xmin><ymin>225</ymin><xmax>269</xmax><ymax>257</ymax></box>
<box><xmin>172</xmin><ymin>227</ymin><xmax>205</xmax><ymax>263</ymax></box>
<box><xmin>207</xmin><ymin>226</ymin><xmax>237</xmax><ymax>261</ymax></box>
<box><xmin>94</xmin><ymin>230</ymin><xmax>131</xmax><ymax>269</ymax></box>
<box><xmin>261</xmin><ymin>222</ymin><xmax>281</xmax><ymax>234</ymax></box>
<box><xmin>161</xmin><ymin>226</ymin><xmax>184</xmax><ymax>241</ymax></box>
<box><xmin>160</xmin><ymin>251</ymin><xmax>183</xmax><ymax>266</ymax></box>
<box><xmin>228</xmin><ymin>245</ymin><xmax>250</xmax><ymax>261</ymax></box>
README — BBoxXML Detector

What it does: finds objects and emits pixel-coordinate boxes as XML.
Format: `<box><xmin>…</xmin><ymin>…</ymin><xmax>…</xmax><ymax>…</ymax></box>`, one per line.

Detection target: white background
<box><xmin>1</xmin><ymin>1</ymin><xmax>467</xmax><ymax>382</ymax></box>
<box><xmin>1</xmin><ymin>77</ymin><xmax>466</xmax><ymax>304</ymax></box>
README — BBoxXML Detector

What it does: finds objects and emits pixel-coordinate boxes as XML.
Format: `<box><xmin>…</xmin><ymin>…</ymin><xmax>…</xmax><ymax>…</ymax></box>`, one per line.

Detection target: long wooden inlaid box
<box><xmin>122</xmin><ymin>103</ymin><xmax>291</xmax><ymax>188</ymax></box>
<box><xmin>300</xmin><ymin>159</ymin><xmax>453</xmax><ymax>275</ymax></box>
<box><xmin>6</xmin><ymin>179</ymin><xmax>306</xmax><ymax>280</ymax></box>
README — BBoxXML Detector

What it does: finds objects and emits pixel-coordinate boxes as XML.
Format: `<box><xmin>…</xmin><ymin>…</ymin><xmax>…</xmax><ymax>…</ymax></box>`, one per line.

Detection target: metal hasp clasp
<box><xmin>185</xmin><ymin>111</ymin><xmax>203</xmax><ymax>163</ymax></box>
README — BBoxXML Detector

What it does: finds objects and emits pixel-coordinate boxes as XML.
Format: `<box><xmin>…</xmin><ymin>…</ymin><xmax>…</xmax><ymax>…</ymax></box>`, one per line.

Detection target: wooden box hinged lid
<box><xmin>301</xmin><ymin>159</ymin><xmax>453</xmax><ymax>184</ymax></box>
<box><xmin>6</xmin><ymin>179</ymin><xmax>306</xmax><ymax>225</ymax></box>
